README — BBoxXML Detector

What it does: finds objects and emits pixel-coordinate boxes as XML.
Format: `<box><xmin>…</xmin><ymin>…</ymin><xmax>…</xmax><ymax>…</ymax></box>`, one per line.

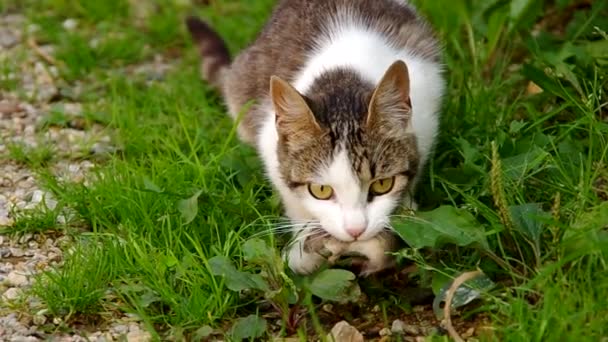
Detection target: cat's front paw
<box><xmin>286</xmin><ymin>241</ymin><xmax>326</xmax><ymax>275</ymax></box>
<box><xmin>358</xmin><ymin>256</ymin><xmax>396</xmax><ymax>277</ymax></box>
<box><xmin>348</xmin><ymin>233</ymin><xmax>398</xmax><ymax>277</ymax></box>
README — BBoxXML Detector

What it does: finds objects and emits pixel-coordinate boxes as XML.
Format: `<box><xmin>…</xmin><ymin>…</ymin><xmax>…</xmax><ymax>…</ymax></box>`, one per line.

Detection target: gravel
<box><xmin>392</xmin><ymin>319</ymin><xmax>422</xmax><ymax>335</ymax></box>
<box><xmin>0</xmin><ymin>12</ymin><xmax>150</xmax><ymax>342</ymax></box>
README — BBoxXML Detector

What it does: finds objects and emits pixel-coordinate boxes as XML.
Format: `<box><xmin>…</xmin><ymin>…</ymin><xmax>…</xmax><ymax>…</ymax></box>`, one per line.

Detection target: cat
<box><xmin>186</xmin><ymin>0</ymin><xmax>444</xmax><ymax>276</ymax></box>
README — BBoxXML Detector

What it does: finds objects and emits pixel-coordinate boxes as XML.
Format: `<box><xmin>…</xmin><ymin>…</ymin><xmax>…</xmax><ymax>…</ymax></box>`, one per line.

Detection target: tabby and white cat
<box><xmin>187</xmin><ymin>0</ymin><xmax>444</xmax><ymax>276</ymax></box>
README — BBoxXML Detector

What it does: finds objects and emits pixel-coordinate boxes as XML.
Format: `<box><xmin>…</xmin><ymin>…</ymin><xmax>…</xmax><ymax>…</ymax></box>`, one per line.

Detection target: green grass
<box><xmin>5</xmin><ymin>141</ymin><xmax>55</xmax><ymax>168</ymax></box>
<box><xmin>2</xmin><ymin>0</ymin><xmax>607</xmax><ymax>340</ymax></box>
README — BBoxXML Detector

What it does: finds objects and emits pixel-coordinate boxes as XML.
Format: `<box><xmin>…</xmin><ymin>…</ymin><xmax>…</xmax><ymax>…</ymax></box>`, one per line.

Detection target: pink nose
<box><xmin>346</xmin><ymin>226</ymin><xmax>365</xmax><ymax>239</ymax></box>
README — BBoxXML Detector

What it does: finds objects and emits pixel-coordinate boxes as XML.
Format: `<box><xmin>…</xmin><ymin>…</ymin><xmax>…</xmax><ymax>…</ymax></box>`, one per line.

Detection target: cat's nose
<box><xmin>346</xmin><ymin>226</ymin><xmax>365</xmax><ymax>239</ymax></box>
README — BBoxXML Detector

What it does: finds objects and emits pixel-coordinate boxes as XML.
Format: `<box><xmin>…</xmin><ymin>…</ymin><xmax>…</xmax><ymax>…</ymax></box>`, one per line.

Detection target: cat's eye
<box><xmin>370</xmin><ymin>177</ymin><xmax>395</xmax><ymax>196</ymax></box>
<box><xmin>308</xmin><ymin>184</ymin><xmax>334</xmax><ymax>200</ymax></box>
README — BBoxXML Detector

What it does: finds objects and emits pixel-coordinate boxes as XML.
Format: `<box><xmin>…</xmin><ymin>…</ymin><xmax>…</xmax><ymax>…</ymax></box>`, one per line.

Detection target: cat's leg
<box><xmin>285</xmin><ymin>239</ymin><xmax>327</xmax><ymax>275</ymax></box>
<box><xmin>347</xmin><ymin>232</ymin><xmax>399</xmax><ymax>277</ymax></box>
<box><xmin>285</xmin><ymin>229</ymin><xmax>350</xmax><ymax>274</ymax></box>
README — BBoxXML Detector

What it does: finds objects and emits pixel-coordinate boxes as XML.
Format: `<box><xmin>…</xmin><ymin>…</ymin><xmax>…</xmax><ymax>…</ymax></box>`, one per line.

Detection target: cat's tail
<box><xmin>185</xmin><ymin>16</ymin><xmax>231</xmax><ymax>90</ymax></box>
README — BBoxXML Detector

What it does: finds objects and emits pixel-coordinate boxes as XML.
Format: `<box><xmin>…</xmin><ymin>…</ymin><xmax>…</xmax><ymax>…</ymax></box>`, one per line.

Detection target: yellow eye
<box><xmin>308</xmin><ymin>184</ymin><xmax>334</xmax><ymax>200</ymax></box>
<box><xmin>370</xmin><ymin>177</ymin><xmax>395</xmax><ymax>196</ymax></box>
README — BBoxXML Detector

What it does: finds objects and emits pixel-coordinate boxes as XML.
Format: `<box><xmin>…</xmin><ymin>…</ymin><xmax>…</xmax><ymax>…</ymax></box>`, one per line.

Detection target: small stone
<box><xmin>7</xmin><ymin>271</ymin><xmax>28</xmax><ymax>286</ymax></box>
<box><xmin>32</xmin><ymin>314</ymin><xmax>46</xmax><ymax>325</ymax></box>
<box><xmin>128</xmin><ymin>322</ymin><xmax>142</xmax><ymax>332</ymax></box>
<box><xmin>0</xmin><ymin>102</ymin><xmax>21</xmax><ymax>115</ymax></box>
<box><xmin>2</xmin><ymin>287</ymin><xmax>22</xmax><ymax>300</ymax></box>
<box><xmin>322</xmin><ymin>304</ymin><xmax>333</xmax><ymax>313</ymax></box>
<box><xmin>9</xmin><ymin>337</ymin><xmax>39</xmax><ymax>342</ymax></box>
<box><xmin>461</xmin><ymin>327</ymin><xmax>475</xmax><ymax>338</ymax></box>
<box><xmin>91</xmin><ymin>142</ymin><xmax>116</xmax><ymax>155</ymax></box>
<box><xmin>126</xmin><ymin>329</ymin><xmax>152</xmax><ymax>342</ymax></box>
<box><xmin>10</xmin><ymin>247</ymin><xmax>25</xmax><ymax>257</ymax></box>
<box><xmin>27</xmin><ymin>23</ymin><xmax>39</xmax><ymax>34</ymax></box>
<box><xmin>56</xmin><ymin>214</ymin><xmax>67</xmax><ymax>225</ymax></box>
<box><xmin>371</xmin><ymin>304</ymin><xmax>381</xmax><ymax>313</ymax></box>
<box><xmin>18</xmin><ymin>233</ymin><xmax>33</xmax><ymax>244</ymax></box>
<box><xmin>0</xmin><ymin>28</ymin><xmax>19</xmax><ymax>48</ymax></box>
<box><xmin>328</xmin><ymin>321</ymin><xmax>364</xmax><ymax>342</ymax></box>
<box><xmin>89</xmin><ymin>38</ymin><xmax>100</xmax><ymax>49</ymax></box>
<box><xmin>113</xmin><ymin>324</ymin><xmax>129</xmax><ymax>335</ymax></box>
<box><xmin>379</xmin><ymin>327</ymin><xmax>392</xmax><ymax>336</ymax></box>
<box><xmin>63</xmin><ymin>103</ymin><xmax>82</xmax><ymax>115</ymax></box>
<box><xmin>392</xmin><ymin>320</ymin><xmax>420</xmax><ymax>335</ymax></box>
<box><xmin>62</xmin><ymin>18</ymin><xmax>78</xmax><ymax>31</ymax></box>
<box><xmin>30</xmin><ymin>190</ymin><xmax>56</xmax><ymax>208</ymax></box>
<box><xmin>0</xmin><ymin>262</ymin><xmax>14</xmax><ymax>272</ymax></box>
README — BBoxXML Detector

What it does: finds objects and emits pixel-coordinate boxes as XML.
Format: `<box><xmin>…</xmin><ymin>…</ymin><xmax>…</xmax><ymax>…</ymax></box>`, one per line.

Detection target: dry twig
<box><xmin>443</xmin><ymin>270</ymin><xmax>483</xmax><ymax>342</ymax></box>
<box><xmin>27</xmin><ymin>37</ymin><xmax>58</xmax><ymax>66</ymax></box>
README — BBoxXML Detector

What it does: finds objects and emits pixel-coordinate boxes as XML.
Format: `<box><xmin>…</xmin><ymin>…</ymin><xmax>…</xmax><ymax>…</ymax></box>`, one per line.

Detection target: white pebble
<box><xmin>10</xmin><ymin>247</ymin><xmax>25</xmax><ymax>257</ymax></box>
<box><xmin>379</xmin><ymin>327</ymin><xmax>392</xmax><ymax>336</ymax></box>
<box><xmin>126</xmin><ymin>330</ymin><xmax>152</xmax><ymax>342</ymax></box>
<box><xmin>112</xmin><ymin>324</ymin><xmax>128</xmax><ymax>335</ymax></box>
<box><xmin>7</xmin><ymin>271</ymin><xmax>28</xmax><ymax>286</ymax></box>
<box><xmin>2</xmin><ymin>287</ymin><xmax>22</xmax><ymax>300</ymax></box>
<box><xmin>62</xmin><ymin>18</ymin><xmax>78</xmax><ymax>31</ymax></box>
<box><xmin>392</xmin><ymin>320</ymin><xmax>421</xmax><ymax>335</ymax></box>
<box><xmin>32</xmin><ymin>314</ymin><xmax>46</xmax><ymax>325</ymax></box>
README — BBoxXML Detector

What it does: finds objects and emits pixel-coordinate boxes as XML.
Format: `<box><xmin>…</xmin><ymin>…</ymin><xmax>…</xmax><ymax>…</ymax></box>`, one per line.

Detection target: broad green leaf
<box><xmin>501</xmin><ymin>146</ymin><xmax>549</xmax><ymax>182</ymax></box>
<box><xmin>508</xmin><ymin>0</ymin><xmax>542</xmax><ymax>33</ymax></box>
<box><xmin>509</xmin><ymin>120</ymin><xmax>526</xmax><ymax>134</ymax></box>
<box><xmin>143</xmin><ymin>177</ymin><xmax>163</xmax><ymax>193</ymax></box>
<box><xmin>191</xmin><ymin>325</ymin><xmax>214</xmax><ymax>342</ymax></box>
<box><xmin>243</xmin><ymin>238</ymin><xmax>275</xmax><ymax>265</ymax></box>
<box><xmin>485</xmin><ymin>2</ymin><xmax>509</xmax><ymax>57</ymax></box>
<box><xmin>542</xmin><ymin>42</ymin><xmax>584</xmax><ymax>96</ymax></box>
<box><xmin>521</xmin><ymin>64</ymin><xmax>574</xmax><ymax>101</ymax></box>
<box><xmin>509</xmin><ymin>203</ymin><xmax>549</xmax><ymax>246</ymax></box>
<box><xmin>162</xmin><ymin>253</ymin><xmax>178</xmax><ymax>268</ymax></box>
<box><xmin>177</xmin><ymin>190</ymin><xmax>202</xmax><ymax>225</ymax></box>
<box><xmin>309</xmin><ymin>269</ymin><xmax>360</xmax><ymax>303</ymax></box>
<box><xmin>139</xmin><ymin>290</ymin><xmax>161</xmax><ymax>308</ymax></box>
<box><xmin>509</xmin><ymin>0</ymin><xmax>532</xmax><ymax>21</ymax></box>
<box><xmin>228</xmin><ymin>315</ymin><xmax>267</xmax><ymax>341</ymax></box>
<box><xmin>563</xmin><ymin>202</ymin><xmax>608</xmax><ymax>259</ymax></box>
<box><xmin>431</xmin><ymin>271</ymin><xmax>451</xmax><ymax>296</ymax></box>
<box><xmin>432</xmin><ymin>272</ymin><xmax>495</xmax><ymax>319</ymax></box>
<box><xmin>392</xmin><ymin>206</ymin><xmax>487</xmax><ymax>249</ymax></box>
<box><xmin>585</xmin><ymin>39</ymin><xmax>608</xmax><ymax>64</ymax></box>
<box><xmin>208</xmin><ymin>256</ymin><xmax>269</xmax><ymax>292</ymax></box>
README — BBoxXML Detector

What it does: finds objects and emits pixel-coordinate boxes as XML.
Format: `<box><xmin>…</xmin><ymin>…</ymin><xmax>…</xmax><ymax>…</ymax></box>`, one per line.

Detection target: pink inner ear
<box><xmin>367</xmin><ymin>61</ymin><xmax>412</xmax><ymax>129</ymax></box>
<box><xmin>270</xmin><ymin>76</ymin><xmax>324</xmax><ymax>139</ymax></box>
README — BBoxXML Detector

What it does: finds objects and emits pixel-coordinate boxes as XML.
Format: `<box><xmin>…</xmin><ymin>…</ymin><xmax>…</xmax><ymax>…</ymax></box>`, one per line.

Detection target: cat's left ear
<box><xmin>270</xmin><ymin>75</ymin><xmax>322</xmax><ymax>138</ymax></box>
<box><xmin>366</xmin><ymin>60</ymin><xmax>412</xmax><ymax>133</ymax></box>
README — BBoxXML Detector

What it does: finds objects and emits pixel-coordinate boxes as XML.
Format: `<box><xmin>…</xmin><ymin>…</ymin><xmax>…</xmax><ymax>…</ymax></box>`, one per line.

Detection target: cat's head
<box><xmin>270</xmin><ymin>60</ymin><xmax>418</xmax><ymax>242</ymax></box>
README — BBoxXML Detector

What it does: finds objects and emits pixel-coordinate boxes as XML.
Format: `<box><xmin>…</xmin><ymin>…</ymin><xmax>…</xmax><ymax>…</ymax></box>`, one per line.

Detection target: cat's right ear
<box><xmin>270</xmin><ymin>76</ymin><xmax>322</xmax><ymax>137</ymax></box>
<box><xmin>366</xmin><ymin>60</ymin><xmax>412</xmax><ymax>136</ymax></box>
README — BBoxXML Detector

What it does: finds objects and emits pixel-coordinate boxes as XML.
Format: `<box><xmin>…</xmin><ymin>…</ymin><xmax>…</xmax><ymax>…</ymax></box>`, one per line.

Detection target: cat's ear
<box><xmin>367</xmin><ymin>60</ymin><xmax>412</xmax><ymax>133</ymax></box>
<box><xmin>270</xmin><ymin>75</ymin><xmax>322</xmax><ymax>137</ymax></box>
